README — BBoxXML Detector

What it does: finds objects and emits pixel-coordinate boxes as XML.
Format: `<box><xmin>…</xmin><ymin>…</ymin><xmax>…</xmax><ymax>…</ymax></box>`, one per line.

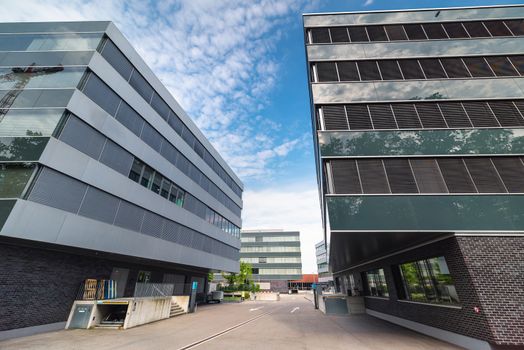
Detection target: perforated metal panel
<box><xmin>59</xmin><ymin>116</ymin><xmax>105</xmax><ymax>160</ymax></box>
<box><xmin>28</xmin><ymin>167</ymin><xmax>88</xmax><ymax>213</ymax></box>
<box><xmin>322</xmin><ymin>105</ymin><xmax>348</xmax><ymax>130</ymax></box>
<box><xmin>464</xmin><ymin>158</ymin><xmax>507</xmax><ymax>193</ymax></box>
<box><xmin>415</xmin><ymin>103</ymin><xmax>447</xmax><ymax>128</ymax></box>
<box><xmin>489</xmin><ymin>101</ymin><xmax>524</xmax><ymax>127</ymax></box>
<box><xmin>113</xmin><ymin>200</ymin><xmax>144</xmax><ymax>232</ymax></box>
<box><xmin>140</xmin><ymin>211</ymin><xmax>165</xmax><ymax>238</ymax></box>
<box><xmin>419</xmin><ymin>59</ymin><xmax>447</xmax><ymax>79</ymax></box>
<box><xmin>398</xmin><ymin>60</ymin><xmax>425</xmax><ymax>79</ymax></box>
<box><xmin>486</xmin><ymin>56</ymin><xmax>517</xmax><ymax>76</ymax></box>
<box><xmin>442</xmin><ymin>22</ymin><xmax>469</xmax><ymax>38</ymax></box>
<box><xmin>440</xmin><ymin>58</ymin><xmax>470</xmax><ymax>78</ymax></box>
<box><xmin>357</xmin><ymin>61</ymin><xmax>381</xmax><ymax>80</ymax></box>
<box><xmin>378</xmin><ymin>60</ymin><xmax>403</xmax><ymax>80</ymax></box>
<box><xmin>383</xmin><ymin>159</ymin><xmax>418</xmax><ymax>193</ymax></box>
<box><xmin>368</xmin><ymin>104</ymin><xmax>396</xmax><ymax>129</ymax></box>
<box><xmin>492</xmin><ymin>157</ymin><xmax>524</xmax><ymax>193</ymax></box>
<box><xmin>348</xmin><ymin>26</ymin><xmax>369</xmax><ymax>42</ymax></box>
<box><xmin>391</xmin><ymin>104</ymin><xmax>422</xmax><ymax>129</ymax></box>
<box><xmin>463</xmin><ymin>21</ymin><xmax>490</xmax><ymax>37</ymax></box>
<box><xmin>462</xmin><ymin>102</ymin><xmax>499</xmax><ymax>127</ymax></box>
<box><xmin>346</xmin><ymin>104</ymin><xmax>372</xmax><ymax>130</ymax></box>
<box><xmin>330</xmin><ymin>160</ymin><xmax>361</xmax><ymax>194</ymax></box>
<box><xmin>410</xmin><ymin>159</ymin><xmax>448</xmax><ymax>193</ymax></box>
<box><xmin>99</xmin><ymin>139</ymin><xmax>134</xmax><ymax>176</ymax></box>
<box><xmin>437</xmin><ymin>158</ymin><xmax>476</xmax><ymax>193</ymax></box>
<box><xmin>505</xmin><ymin>19</ymin><xmax>524</xmax><ymax>35</ymax></box>
<box><xmin>311</xmin><ymin>28</ymin><xmax>330</xmax><ymax>43</ymax></box>
<box><xmin>423</xmin><ymin>23</ymin><xmax>448</xmax><ymax>39</ymax></box>
<box><xmin>330</xmin><ymin>27</ymin><xmax>349</xmax><ymax>43</ymax></box>
<box><xmin>78</xmin><ymin>187</ymin><xmax>119</xmax><ymax>224</ymax></box>
<box><xmin>463</xmin><ymin>57</ymin><xmax>493</xmax><ymax>77</ymax></box>
<box><xmin>484</xmin><ymin>21</ymin><xmax>512</xmax><ymax>36</ymax></box>
<box><xmin>316</xmin><ymin>62</ymin><xmax>338</xmax><ymax>82</ymax></box>
<box><xmin>384</xmin><ymin>25</ymin><xmax>407</xmax><ymax>40</ymax></box>
<box><xmin>367</xmin><ymin>26</ymin><xmax>388</xmax><ymax>41</ymax></box>
<box><xmin>438</xmin><ymin>102</ymin><xmax>472</xmax><ymax>128</ymax></box>
<box><xmin>357</xmin><ymin>159</ymin><xmax>390</xmax><ymax>194</ymax></box>
<box><xmin>337</xmin><ymin>61</ymin><xmax>359</xmax><ymax>81</ymax></box>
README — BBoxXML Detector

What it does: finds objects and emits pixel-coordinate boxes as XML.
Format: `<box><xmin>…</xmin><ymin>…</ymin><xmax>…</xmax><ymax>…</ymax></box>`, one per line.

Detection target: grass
<box><xmin>223</xmin><ymin>296</ymin><xmax>243</xmax><ymax>302</ymax></box>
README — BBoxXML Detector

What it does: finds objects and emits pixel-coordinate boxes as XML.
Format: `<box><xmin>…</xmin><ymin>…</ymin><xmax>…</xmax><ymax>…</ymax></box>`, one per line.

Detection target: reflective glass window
<box><xmin>0</xmin><ymin>109</ymin><xmax>63</xmax><ymax>137</ymax></box>
<box><xmin>151</xmin><ymin>172</ymin><xmax>162</xmax><ymax>194</ymax></box>
<box><xmin>129</xmin><ymin>159</ymin><xmax>143</xmax><ymax>183</ymax></box>
<box><xmin>365</xmin><ymin>269</ymin><xmax>389</xmax><ymax>297</ymax></box>
<box><xmin>0</xmin><ymin>33</ymin><xmax>102</xmax><ymax>51</ymax></box>
<box><xmin>0</xmin><ymin>66</ymin><xmax>85</xmax><ymax>89</ymax></box>
<box><xmin>151</xmin><ymin>93</ymin><xmax>170</xmax><ymax>120</ymax></box>
<box><xmin>140</xmin><ymin>165</ymin><xmax>153</xmax><ymax>188</ymax></box>
<box><xmin>115</xmin><ymin>101</ymin><xmax>143</xmax><ymax>136</ymax></box>
<box><xmin>0</xmin><ymin>163</ymin><xmax>35</xmax><ymax>198</ymax></box>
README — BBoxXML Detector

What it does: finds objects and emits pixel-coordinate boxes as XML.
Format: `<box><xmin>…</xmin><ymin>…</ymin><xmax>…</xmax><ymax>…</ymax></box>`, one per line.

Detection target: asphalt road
<box><xmin>0</xmin><ymin>293</ymin><xmax>462</xmax><ymax>350</ymax></box>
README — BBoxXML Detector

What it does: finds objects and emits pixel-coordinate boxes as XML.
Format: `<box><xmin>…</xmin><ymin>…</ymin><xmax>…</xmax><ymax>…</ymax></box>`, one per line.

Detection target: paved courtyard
<box><xmin>0</xmin><ymin>294</ymin><xmax>461</xmax><ymax>350</ymax></box>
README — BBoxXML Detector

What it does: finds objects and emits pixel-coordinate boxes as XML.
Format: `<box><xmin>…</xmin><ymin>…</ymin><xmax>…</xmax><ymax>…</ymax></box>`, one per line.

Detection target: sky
<box><xmin>1</xmin><ymin>0</ymin><xmax>521</xmax><ymax>273</ymax></box>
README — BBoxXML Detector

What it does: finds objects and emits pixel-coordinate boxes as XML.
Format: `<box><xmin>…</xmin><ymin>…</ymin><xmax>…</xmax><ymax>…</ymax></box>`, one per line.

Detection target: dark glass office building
<box><xmin>304</xmin><ymin>5</ymin><xmax>523</xmax><ymax>349</ymax></box>
<box><xmin>0</xmin><ymin>21</ymin><xmax>243</xmax><ymax>338</ymax></box>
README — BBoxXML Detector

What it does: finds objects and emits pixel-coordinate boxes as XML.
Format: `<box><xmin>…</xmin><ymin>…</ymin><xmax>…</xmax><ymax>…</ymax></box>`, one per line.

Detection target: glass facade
<box><xmin>0</xmin><ymin>163</ymin><xmax>35</xmax><ymax>198</ymax></box>
<box><xmin>0</xmin><ymin>33</ymin><xmax>103</xmax><ymax>51</ymax></box>
<box><xmin>399</xmin><ymin>256</ymin><xmax>460</xmax><ymax>305</ymax></box>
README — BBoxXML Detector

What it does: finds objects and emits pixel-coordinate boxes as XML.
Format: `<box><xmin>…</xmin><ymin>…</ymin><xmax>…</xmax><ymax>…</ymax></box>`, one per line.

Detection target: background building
<box><xmin>304</xmin><ymin>5</ymin><xmax>524</xmax><ymax>349</ymax></box>
<box><xmin>240</xmin><ymin>230</ymin><xmax>302</xmax><ymax>292</ymax></box>
<box><xmin>0</xmin><ymin>21</ymin><xmax>243</xmax><ymax>338</ymax></box>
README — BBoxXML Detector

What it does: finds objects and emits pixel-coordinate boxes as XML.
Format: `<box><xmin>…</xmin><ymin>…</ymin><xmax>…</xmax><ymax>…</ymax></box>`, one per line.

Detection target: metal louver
<box><xmin>383</xmin><ymin>158</ymin><xmax>418</xmax><ymax>193</ymax></box>
<box><xmin>322</xmin><ymin>105</ymin><xmax>348</xmax><ymax>130</ymax></box>
<box><xmin>346</xmin><ymin>104</ymin><xmax>373</xmax><ymax>130</ymax></box>
<box><xmin>437</xmin><ymin>158</ymin><xmax>477</xmax><ymax>193</ymax></box>
<box><xmin>330</xmin><ymin>160</ymin><xmax>362</xmax><ymax>194</ymax></box>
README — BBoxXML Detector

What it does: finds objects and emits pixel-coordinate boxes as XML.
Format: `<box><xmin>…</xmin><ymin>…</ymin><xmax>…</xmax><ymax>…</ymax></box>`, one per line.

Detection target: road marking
<box><xmin>291</xmin><ymin>307</ymin><xmax>300</xmax><ymax>313</ymax></box>
<box><xmin>176</xmin><ymin>309</ymin><xmax>276</xmax><ymax>350</ymax></box>
<box><xmin>249</xmin><ymin>306</ymin><xmax>264</xmax><ymax>311</ymax></box>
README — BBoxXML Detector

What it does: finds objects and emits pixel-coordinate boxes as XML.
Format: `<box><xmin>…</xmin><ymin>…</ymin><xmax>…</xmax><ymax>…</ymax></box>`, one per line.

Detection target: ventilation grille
<box><xmin>328</xmin><ymin>157</ymin><xmax>524</xmax><ymax>195</ymax></box>
<box><xmin>308</xmin><ymin>19</ymin><xmax>521</xmax><ymax>44</ymax></box>
<box><xmin>319</xmin><ymin>100</ymin><xmax>524</xmax><ymax>131</ymax></box>
<box><xmin>313</xmin><ymin>55</ymin><xmax>522</xmax><ymax>82</ymax></box>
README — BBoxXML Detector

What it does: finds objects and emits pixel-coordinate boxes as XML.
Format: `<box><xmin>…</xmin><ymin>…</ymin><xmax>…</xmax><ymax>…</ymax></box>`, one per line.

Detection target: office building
<box><xmin>240</xmin><ymin>230</ymin><xmax>302</xmax><ymax>292</ymax></box>
<box><xmin>304</xmin><ymin>5</ymin><xmax>524</xmax><ymax>349</ymax></box>
<box><xmin>0</xmin><ymin>21</ymin><xmax>243</xmax><ymax>338</ymax></box>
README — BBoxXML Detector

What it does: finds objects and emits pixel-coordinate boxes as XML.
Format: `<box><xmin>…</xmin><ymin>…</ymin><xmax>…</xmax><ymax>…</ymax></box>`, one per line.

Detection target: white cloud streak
<box><xmin>364</xmin><ymin>0</ymin><xmax>374</xmax><ymax>6</ymax></box>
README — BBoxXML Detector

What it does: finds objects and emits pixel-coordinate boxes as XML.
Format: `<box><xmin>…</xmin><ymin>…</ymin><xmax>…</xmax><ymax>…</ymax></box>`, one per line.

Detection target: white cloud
<box><xmin>242</xmin><ymin>181</ymin><xmax>323</xmax><ymax>273</ymax></box>
<box><xmin>0</xmin><ymin>0</ymin><xmax>310</xmax><ymax>181</ymax></box>
<box><xmin>363</xmin><ymin>0</ymin><xmax>374</xmax><ymax>6</ymax></box>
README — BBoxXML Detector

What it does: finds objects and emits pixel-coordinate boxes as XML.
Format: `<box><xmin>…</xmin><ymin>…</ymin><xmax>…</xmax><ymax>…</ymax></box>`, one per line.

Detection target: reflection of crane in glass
<box><xmin>0</xmin><ymin>64</ymin><xmax>63</xmax><ymax>121</ymax></box>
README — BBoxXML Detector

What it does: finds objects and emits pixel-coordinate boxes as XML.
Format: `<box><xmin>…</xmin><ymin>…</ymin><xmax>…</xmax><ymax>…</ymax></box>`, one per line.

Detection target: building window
<box><xmin>255</xmin><ymin>236</ymin><xmax>263</xmax><ymax>242</ymax></box>
<box><xmin>252</xmin><ymin>268</ymin><xmax>259</xmax><ymax>274</ymax></box>
<box><xmin>365</xmin><ymin>268</ymin><xmax>389</xmax><ymax>298</ymax></box>
<box><xmin>259</xmin><ymin>257</ymin><xmax>267</xmax><ymax>263</ymax></box>
<box><xmin>399</xmin><ymin>256</ymin><xmax>460</xmax><ymax>305</ymax></box>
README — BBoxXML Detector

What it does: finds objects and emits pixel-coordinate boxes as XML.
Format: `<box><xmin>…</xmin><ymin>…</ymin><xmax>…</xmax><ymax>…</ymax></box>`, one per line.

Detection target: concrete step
<box><xmin>169</xmin><ymin>310</ymin><xmax>185</xmax><ymax>317</ymax></box>
<box><xmin>95</xmin><ymin>323</ymin><xmax>123</xmax><ymax>330</ymax></box>
<box><xmin>169</xmin><ymin>301</ymin><xmax>186</xmax><ymax>318</ymax></box>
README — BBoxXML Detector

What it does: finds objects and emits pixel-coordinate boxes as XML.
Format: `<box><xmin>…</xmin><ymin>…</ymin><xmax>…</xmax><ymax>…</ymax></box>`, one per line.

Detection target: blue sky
<box><xmin>1</xmin><ymin>0</ymin><xmax>521</xmax><ymax>272</ymax></box>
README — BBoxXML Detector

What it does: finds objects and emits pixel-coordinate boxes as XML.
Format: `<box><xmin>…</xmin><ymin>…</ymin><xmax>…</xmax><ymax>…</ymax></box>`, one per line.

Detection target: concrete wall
<box><xmin>171</xmin><ymin>296</ymin><xmax>190</xmax><ymax>313</ymax></box>
<box><xmin>124</xmin><ymin>297</ymin><xmax>171</xmax><ymax>329</ymax></box>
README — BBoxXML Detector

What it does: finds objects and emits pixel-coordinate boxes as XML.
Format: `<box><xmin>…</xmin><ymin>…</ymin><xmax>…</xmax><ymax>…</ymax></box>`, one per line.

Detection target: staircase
<box><xmin>169</xmin><ymin>300</ymin><xmax>186</xmax><ymax>318</ymax></box>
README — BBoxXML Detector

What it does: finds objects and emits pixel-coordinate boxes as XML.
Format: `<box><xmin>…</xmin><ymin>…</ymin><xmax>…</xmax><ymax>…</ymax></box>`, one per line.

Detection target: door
<box><xmin>110</xmin><ymin>267</ymin><xmax>129</xmax><ymax>298</ymax></box>
<box><xmin>69</xmin><ymin>304</ymin><xmax>93</xmax><ymax>329</ymax></box>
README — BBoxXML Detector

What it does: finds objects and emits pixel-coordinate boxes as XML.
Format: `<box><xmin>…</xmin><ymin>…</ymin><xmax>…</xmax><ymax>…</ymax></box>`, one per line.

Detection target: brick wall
<box><xmin>0</xmin><ymin>243</ymin><xmax>112</xmax><ymax>331</ymax></box>
<box><xmin>457</xmin><ymin>236</ymin><xmax>524</xmax><ymax>346</ymax></box>
<box><xmin>0</xmin><ymin>242</ymin><xmax>207</xmax><ymax>331</ymax></box>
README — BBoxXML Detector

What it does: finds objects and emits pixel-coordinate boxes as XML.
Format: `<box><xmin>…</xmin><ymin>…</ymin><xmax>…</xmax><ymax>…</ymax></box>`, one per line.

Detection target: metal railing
<box><xmin>133</xmin><ymin>283</ymin><xmax>174</xmax><ymax>297</ymax></box>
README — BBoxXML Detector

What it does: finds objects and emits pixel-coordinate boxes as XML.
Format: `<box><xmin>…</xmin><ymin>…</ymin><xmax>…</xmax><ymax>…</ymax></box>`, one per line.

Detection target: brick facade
<box><xmin>340</xmin><ymin>236</ymin><xmax>524</xmax><ymax>347</ymax></box>
<box><xmin>457</xmin><ymin>236</ymin><xmax>524</xmax><ymax>347</ymax></box>
<box><xmin>0</xmin><ymin>242</ymin><xmax>206</xmax><ymax>331</ymax></box>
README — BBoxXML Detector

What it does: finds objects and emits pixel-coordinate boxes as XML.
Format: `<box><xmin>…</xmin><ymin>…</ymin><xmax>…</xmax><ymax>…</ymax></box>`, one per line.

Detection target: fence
<box><xmin>133</xmin><ymin>283</ymin><xmax>174</xmax><ymax>297</ymax></box>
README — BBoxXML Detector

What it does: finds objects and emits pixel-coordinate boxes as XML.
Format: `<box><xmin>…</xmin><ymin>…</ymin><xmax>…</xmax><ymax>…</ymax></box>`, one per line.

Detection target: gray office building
<box><xmin>315</xmin><ymin>240</ymin><xmax>332</xmax><ymax>283</ymax></box>
<box><xmin>240</xmin><ymin>230</ymin><xmax>302</xmax><ymax>292</ymax></box>
<box><xmin>304</xmin><ymin>5</ymin><xmax>524</xmax><ymax>349</ymax></box>
<box><xmin>0</xmin><ymin>21</ymin><xmax>243</xmax><ymax>337</ymax></box>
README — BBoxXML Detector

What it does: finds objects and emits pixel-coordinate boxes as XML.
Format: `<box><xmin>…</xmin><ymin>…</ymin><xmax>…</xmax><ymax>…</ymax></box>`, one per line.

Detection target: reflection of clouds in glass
<box><xmin>319</xmin><ymin>129</ymin><xmax>524</xmax><ymax>157</ymax></box>
<box><xmin>444</xmin><ymin>78</ymin><xmax>524</xmax><ymax>99</ymax></box>
<box><xmin>0</xmin><ymin>109</ymin><xmax>63</xmax><ymax>137</ymax></box>
<box><xmin>313</xmin><ymin>82</ymin><xmax>376</xmax><ymax>103</ymax></box>
<box><xmin>374</xmin><ymin>80</ymin><xmax>446</xmax><ymax>101</ymax></box>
